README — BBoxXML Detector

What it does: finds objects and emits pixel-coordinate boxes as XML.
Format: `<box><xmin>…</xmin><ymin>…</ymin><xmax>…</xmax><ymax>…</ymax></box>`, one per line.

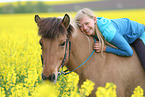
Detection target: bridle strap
<box><xmin>61</xmin><ymin>38</ymin><xmax>69</xmax><ymax>67</ymax></box>
<box><xmin>58</xmin><ymin>36</ymin><xmax>97</xmax><ymax>75</ymax></box>
<box><xmin>41</xmin><ymin>37</ymin><xmax>71</xmax><ymax>69</ymax></box>
<box><xmin>40</xmin><ymin>36</ymin><xmax>96</xmax><ymax>76</ymax></box>
<box><xmin>58</xmin><ymin>37</ymin><xmax>71</xmax><ymax>75</ymax></box>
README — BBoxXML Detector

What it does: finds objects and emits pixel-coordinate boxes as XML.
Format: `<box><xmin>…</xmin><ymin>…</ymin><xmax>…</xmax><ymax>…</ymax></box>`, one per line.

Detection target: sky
<box><xmin>0</xmin><ymin>0</ymin><xmax>66</xmax><ymax>3</ymax></box>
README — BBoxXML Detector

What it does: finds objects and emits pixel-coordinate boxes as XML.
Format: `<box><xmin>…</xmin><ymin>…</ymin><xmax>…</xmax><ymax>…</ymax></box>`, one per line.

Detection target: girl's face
<box><xmin>78</xmin><ymin>15</ymin><xmax>96</xmax><ymax>36</ymax></box>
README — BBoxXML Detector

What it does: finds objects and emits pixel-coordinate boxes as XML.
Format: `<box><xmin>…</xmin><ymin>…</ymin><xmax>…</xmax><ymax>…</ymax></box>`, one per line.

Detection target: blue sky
<box><xmin>0</xmin><ymin>0</ymin><xmax>66</xmax><ymax>3</ymax></box>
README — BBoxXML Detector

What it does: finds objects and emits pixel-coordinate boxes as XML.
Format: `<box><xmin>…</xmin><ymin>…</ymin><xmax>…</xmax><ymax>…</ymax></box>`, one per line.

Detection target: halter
<box><xmin>58</xmin><ymin>36</ymin><xmax>71</xmax><ymax>75</ymax></box>
<box><xmin>41</xmin><ymin>36</ymin><xmax>96</xmax><ymax>76</ymax></box>
<box><xmin>58</xmin><ymin>36</ymin><xmax>96</xmax><ymax>75</ymax></box>
<box><xmin>40</xmin><ymin>36</ymin><xmax>71</xmax><ymax>72</ymax></box>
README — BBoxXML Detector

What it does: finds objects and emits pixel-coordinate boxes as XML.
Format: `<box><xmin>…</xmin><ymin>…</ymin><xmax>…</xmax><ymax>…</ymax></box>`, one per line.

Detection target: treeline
<box><xmin>0</xmin><ymin>2</ymin><xmax>53</xmax><ymax>14</ymax></box>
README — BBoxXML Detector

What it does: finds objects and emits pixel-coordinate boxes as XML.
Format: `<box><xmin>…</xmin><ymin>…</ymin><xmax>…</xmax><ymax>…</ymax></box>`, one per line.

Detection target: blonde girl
<box><xmin>74</xmin><ymin>8</ymin><xmax>145</xmax><ymax>69</ymax></box>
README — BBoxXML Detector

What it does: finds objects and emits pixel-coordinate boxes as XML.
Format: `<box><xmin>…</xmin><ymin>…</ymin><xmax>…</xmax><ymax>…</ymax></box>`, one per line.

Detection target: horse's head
<box><xmin>35</xmin><ymin>14</ymin><xmax>74</xmax><ymax>82</ymax></box>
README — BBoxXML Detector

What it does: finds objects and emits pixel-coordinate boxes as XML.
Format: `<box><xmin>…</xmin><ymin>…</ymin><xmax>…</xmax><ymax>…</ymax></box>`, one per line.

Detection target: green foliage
<box><xmin>0</xmin><ymin>1</ymin><xmax>52</xmax><ymax>14</ymax></box>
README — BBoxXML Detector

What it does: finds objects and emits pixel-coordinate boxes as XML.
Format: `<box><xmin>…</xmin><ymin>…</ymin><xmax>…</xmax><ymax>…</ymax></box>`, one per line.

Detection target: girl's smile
<box><xmin>78</xmin><ymin>15</ymin><xmax>96</xmax><ymax>36</ymax></box>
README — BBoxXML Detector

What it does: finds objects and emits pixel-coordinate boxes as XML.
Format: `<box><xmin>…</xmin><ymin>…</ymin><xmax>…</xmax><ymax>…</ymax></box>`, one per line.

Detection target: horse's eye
<box><xmin>60</xmin><ymin>41</ymin><xmax>66</xmax><ymax>47</ymax></box>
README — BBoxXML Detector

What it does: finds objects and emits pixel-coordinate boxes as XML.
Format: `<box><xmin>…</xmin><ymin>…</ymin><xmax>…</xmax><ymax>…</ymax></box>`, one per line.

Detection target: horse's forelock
<box><xmin>38</xmin><ymin>17</ymin><xmax>63</xmax><ymax>39</ymax></box>
<box><xmin>38</xmin><ymin>17</ymin><xmax>73</xmax><ymax>39</ymax></box>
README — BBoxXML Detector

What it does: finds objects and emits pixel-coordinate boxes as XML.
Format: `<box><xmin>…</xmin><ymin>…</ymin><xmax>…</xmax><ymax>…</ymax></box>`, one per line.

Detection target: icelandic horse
<box><xmin>35</xmin><ymin>14</ymin><xmax>145</xmax><ymax>97</ymax></box>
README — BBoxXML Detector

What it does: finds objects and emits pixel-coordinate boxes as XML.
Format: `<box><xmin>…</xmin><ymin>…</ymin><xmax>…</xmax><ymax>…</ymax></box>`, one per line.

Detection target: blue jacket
<box><xmin>97</xmin><ymin>17</ymin><xmax>145</xmax><ymax>56</ymax></box>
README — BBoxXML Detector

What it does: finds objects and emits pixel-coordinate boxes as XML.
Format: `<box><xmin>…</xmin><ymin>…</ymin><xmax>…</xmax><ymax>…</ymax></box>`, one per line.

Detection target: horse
<box><xmin>35</xmin><ymin>14</ymin><xmax>145</xmax><ymax>97</ymax></box>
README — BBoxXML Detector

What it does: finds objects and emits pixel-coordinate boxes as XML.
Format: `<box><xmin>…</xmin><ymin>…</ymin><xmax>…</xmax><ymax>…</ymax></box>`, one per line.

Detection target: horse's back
<box><xmin>83</xmin><ymin>49</ymin><xmax>145</xmax><ymax>97</ymax></box>
<box><xmin>70</xmin><ymin>28</ymin><xmax>145</xmax><ymax>97</ymax></box>
<box><xmin>107</xmin><ymin>51</ymin><xmax>145</xmax><ymax>96</ymax></box>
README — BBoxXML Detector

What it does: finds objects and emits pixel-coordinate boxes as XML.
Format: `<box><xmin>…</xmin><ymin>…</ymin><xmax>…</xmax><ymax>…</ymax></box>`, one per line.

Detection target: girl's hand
<box><xmin>94</xmin><ymin>41</ymin><xmax>106</xmax><ymax>52</ymax></box>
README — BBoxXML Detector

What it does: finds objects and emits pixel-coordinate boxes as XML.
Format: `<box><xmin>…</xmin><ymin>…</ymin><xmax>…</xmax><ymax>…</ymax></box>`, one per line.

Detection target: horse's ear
<box><xmin>62</xmin><ymin>14</ymin><xmax>70</xmax><ymax>29</ymax></box>
<box><xmin>35</xmin><ymin>15</ymin><xmax>41</xmax><ymax>24</ymax></box>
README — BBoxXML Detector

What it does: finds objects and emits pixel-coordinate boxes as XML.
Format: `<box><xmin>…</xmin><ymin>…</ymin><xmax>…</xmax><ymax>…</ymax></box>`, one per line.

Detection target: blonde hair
<box><xmin>74</xmin><ymin>8</ymin><xmax>115</xmax><ymax>57</ymax></box>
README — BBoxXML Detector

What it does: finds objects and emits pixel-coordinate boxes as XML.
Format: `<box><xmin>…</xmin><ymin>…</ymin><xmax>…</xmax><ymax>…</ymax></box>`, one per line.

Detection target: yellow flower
<box><xmin>96</xmin><ymin>82</ymin><xmax>117</xmax><ymax>97</ymax></box>
<box><xmin>32</xmin><ymin>81</ymin><xmax>57</xmax><ymax>97</ymax></box>
<box><xmin>131</xmin><ymin>86</ymin><xmax>144</xmax><ymax>97</ymax></box>
<box><xmin>1</xmin><ymin>9</ymin><xmax>145</xmax><ymax>97</ymax></box>
<box><xmin>0</xmin><ymin>87</ymin><xmax>5</xmax><ymax>97</ymax></box>
<box><xmin>80</xmin><ymin>79</ymin><xmax>95</xmax><ymax>96</ymax></box>
<box><xmin>10</xmin><ymin>83</ymin><xmax>29</xmax><ymax>97</ymax></box>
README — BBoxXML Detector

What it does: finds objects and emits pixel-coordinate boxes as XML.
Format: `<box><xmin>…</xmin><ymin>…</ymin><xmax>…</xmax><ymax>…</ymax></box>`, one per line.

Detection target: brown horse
<box><xmin>35</xmin><ymin>14</ymin><xmax>145</xmax><ymax>97</ymax></box>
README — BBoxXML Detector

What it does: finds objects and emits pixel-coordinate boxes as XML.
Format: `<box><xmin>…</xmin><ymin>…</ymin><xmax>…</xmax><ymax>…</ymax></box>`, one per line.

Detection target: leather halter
<box><xmin>41</xmin><ymin>36</ymin><xmax>96</xmax><ymax>76</ymax></box>
<box><xmin>58</xmin><ymin>37</ymin><xmax>71</xmax><ymax>75</ymax></box>
<box><xmin>40</xmin><ymin>36</ymin><xmax>71</xmax><ymax>72</ymax></box>
<box><xmin>58</xmin><ymin>36</ymin><xmax>96</xmax><ymax>75</ymax></box>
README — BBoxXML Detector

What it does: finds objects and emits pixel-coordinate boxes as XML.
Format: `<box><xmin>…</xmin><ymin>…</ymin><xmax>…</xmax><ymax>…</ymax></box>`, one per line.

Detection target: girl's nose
<box><xmin>83</xmin><ymin>25</ymin><xmax>88</xmax><ymax>31</ymax></box>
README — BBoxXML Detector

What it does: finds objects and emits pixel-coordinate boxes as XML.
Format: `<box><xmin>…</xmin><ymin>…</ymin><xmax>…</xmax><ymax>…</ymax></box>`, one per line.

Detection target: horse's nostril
<box><xmin>49</xmin><ymin>73</ymin><xmax>55</xmax><ymax>82</ymax></box>
<box><xmin>41</xmin><ymin>73</ymin><xmax>55</xmax><ymax>82</ymax></box>
<box><xmin>42</xmin><ymin>73</ymin><xmax>47</xmax><ymax>80</ymax></box>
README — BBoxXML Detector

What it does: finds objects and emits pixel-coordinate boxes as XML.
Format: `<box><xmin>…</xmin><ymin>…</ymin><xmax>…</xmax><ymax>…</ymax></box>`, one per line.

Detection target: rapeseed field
<box><xmin>0</xmin><ymin>9</ymin><xmax>145</xmax><ymax>97</ymax></box>
<box><xmin>0</xmin><ymin>0</ymin><xmax>98</xmax><ymax>7</ymax></box>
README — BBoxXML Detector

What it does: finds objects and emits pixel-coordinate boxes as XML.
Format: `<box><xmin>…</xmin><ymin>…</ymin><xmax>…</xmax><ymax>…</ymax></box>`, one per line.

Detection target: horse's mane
<box><xmin>37</xmin><ymin>17</ymin><xmax>74</xmax><ymax>39</ymax></box>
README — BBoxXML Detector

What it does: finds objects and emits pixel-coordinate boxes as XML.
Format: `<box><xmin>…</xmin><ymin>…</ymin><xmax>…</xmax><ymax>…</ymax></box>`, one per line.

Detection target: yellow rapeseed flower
<box><xmin>131</xmin><ymin>86</ymin><xmax>144</xmax><ymax>97</ymax></box>
<box><xmin>0</xmin><ymin>87</ymin><xmax>5</xmax><ymax>97</ymax></box>
<box><xmin>96</xmin><ymin>82</ymin><xmax>117</xmax><ymax>97</ymax></box>
<box><xmin>1</xmin><ymin>9</ymin><xmax>145</xmax><ymax>97</ymax></box>
<box><xmin>32</xmin><ymin>81</ymin><xmax>57</xmax><ymax>97</ymax></box>
<box><xmin>80</xmin><ymin>79</ymin><xmax>95</xmax><ymax>96</ymax></box>
<box><xmin>10</xmin><ymin>83</ymin><xmax>29</xmax><ymax>97</ymax></box>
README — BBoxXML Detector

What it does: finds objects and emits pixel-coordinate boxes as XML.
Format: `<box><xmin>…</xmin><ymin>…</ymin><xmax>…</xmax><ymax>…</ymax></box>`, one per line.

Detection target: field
<box><xmin>0</xmin><ymin>0</ymin><xmax>99</xmax><ymax>6</ymax></box>
<box><xmin>0</xmin><ymin>9</ymin><xmax>145</xmax><ymax>97</ymax></box>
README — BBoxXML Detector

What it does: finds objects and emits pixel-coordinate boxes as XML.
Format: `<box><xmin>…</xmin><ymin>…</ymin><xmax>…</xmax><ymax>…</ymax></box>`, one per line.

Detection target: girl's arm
<box><xmin>105</xmin><ymin>32</ymin><xmax>133</xmax><ymax>56</ymax></box>
<box><xmin>96</xmin><ymin>17</ymin><xmax>133</xmax><ymax>56</ymax></box>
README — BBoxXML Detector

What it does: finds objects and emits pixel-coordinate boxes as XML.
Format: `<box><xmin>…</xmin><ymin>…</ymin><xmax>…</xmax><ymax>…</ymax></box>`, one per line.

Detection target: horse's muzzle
<box><xmin>41</xmin><ymin>73</ymin><xmax>55</xmax><ymax>82</ymax></box>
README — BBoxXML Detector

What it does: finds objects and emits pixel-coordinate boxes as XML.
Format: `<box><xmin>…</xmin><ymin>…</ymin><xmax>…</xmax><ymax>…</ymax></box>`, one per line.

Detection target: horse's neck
<box><xmin>67</xmin><ymin>30</ymin><xmax>95</xmax><ymax>71</ymax></box>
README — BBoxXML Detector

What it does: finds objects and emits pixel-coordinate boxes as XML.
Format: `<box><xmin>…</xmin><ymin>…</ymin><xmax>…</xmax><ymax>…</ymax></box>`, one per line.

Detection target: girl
<box><xmin>74</xmin><ymin>8</ymin><xmax>145</xmax><ymax>69</ymax></box>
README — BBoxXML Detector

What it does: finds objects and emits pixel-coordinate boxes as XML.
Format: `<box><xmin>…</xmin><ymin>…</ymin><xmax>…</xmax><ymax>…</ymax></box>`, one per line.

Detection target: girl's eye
<box><xmin>60</xmin><ymin>41</ymin><xmax>66</xmax><ymax>47</ymax></box>
<box><xmin>80</xmin><ymin>25</ymin><xmax>83</xmax><ymax>27</ymax></box>
<box><xmin>85</xmin><ymin>22</ymin><xmax>89</xmax><ymax>25</ymax></box>
<box><xmin>78</xmin><ymin>24</ymin><xmax>83</xmax><ymax>28</ymax></box>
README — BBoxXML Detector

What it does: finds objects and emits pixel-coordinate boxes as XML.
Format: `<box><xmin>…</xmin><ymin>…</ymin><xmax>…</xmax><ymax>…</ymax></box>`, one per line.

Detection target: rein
<box><xmin>58</xmin><ymin>36</ymin><xmax>97</xmax><ymax>76</ymax></box>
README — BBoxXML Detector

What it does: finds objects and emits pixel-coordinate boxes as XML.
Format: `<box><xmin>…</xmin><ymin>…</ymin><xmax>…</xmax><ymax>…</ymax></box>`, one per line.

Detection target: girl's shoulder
<box><xmin>97</xmin><ymin>17</ymin><xmax>111</xmax><ymax>31</ymax></box>
<box><xmin>97</xmin><ymin>17</ymin><xmax>110</xmax><ymax>21</ymax></box>
<box><xmin>97</xmin><ymin>17</ymin><xmax>116</xmax><ymax>42</ymax></box>
<box><xmin>97</xmin><ymin>17</ymin><xmax>111</xmax><ymax>28</ymax></box>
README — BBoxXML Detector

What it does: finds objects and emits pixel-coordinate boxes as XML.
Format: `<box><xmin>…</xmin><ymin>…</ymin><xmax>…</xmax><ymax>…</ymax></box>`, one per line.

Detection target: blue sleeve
<box><xmin>105</xmin><ymin>32</ymin><xmax>133</xmax><ymax>56</ymax></box>
<box><xmin>97</xmin><ymin>17</ymin><xmax>116</xmax><ymax>42</ymax></box>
